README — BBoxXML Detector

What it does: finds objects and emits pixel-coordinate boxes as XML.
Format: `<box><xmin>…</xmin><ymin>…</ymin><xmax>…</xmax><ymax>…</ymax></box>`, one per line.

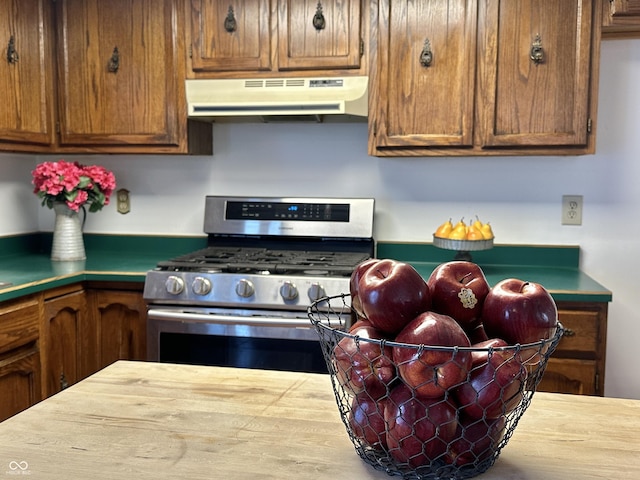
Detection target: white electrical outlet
<box><xmin>562</xmin><ymin>195</ymin><xmax>583</xmax><ymax>225</ymax></box>
<box><xmin>117</xmin><ymin>188</ymin><xmax>130</xmax><ymax>214</ymax></box>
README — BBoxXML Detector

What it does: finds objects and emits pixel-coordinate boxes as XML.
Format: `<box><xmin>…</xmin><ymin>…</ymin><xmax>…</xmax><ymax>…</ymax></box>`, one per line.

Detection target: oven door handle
<box><xmin>147</xmin><ymin>308</ymin><xmax>317</xmax><ymax>329</ymax></box>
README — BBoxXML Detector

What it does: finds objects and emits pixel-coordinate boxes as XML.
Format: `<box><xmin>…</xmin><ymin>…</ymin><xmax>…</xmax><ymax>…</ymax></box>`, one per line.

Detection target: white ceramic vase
<box><xmin>51</xmin><ymin>202</ymin><xmax>86</xmax><ymax>262</ymax></box>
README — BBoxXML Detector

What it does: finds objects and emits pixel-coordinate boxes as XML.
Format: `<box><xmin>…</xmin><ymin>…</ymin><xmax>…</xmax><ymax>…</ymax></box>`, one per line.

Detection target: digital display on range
<box><xmin>225</xmin><ymin>201</ymin><xmax>350</xmax><ymax>222</ymax></box>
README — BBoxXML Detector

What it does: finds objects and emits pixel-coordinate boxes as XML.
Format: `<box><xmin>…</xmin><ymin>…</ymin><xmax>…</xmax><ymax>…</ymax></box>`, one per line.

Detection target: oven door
<box><xmin>146</xmin><ymin>306</ymin><xmax>336</xmax><ymax>374</ymax></box>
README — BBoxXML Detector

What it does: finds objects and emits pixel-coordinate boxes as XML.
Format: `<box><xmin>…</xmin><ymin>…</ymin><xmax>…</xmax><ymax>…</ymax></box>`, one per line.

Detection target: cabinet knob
<box><xmin>108</xmin><ymin>46</ymin><xmax>120</xmax><ymax>73</ymax></box>
<box><xmin>6</xmin><ymin>35</ymin><xmax>18</xmax><ymax>64</ymax></box>
<box><xmin>420</xmin><ymin>38</ymin><xmax>433</xmax><ymax>67</ymax></box>
<box><xmin>224</xmin><ymin>6</ymin><xmax>237</xmax><ymax>33</ymax></box>
<box><xmin>530</xmin><ymin>34</ymin><xmax>544</xmax><ymax>65</ymax></box>
<box><xmin>313</xmin><ymin>3</ymin><xmax>326</xmax><ymax>31</ymax></box>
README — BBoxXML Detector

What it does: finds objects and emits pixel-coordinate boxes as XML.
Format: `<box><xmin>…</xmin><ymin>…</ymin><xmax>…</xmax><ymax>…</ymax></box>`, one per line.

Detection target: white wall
<box><xmin>2</xmin><ymin>39</ymin><xmax>638</xmax><ymax>399</ymax></box>
<box><xmin>0</xmin><ymin>153</ymin><xmax>40</xmax><ymax>235</ymax></box>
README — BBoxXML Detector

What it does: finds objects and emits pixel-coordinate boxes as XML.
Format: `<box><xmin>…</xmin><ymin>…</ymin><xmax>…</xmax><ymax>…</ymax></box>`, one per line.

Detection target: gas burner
<box><xmin>303</xmin><ymin>270</ymin><xmax>330</xmax><ymax>276</ymax></box>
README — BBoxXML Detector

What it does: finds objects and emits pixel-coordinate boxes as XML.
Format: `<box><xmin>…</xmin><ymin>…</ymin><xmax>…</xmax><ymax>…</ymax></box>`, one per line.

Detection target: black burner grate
<box><xmin>157</xmin><ymin>247</ymin><xmax>371</xmax><ymax>276</ymax></box>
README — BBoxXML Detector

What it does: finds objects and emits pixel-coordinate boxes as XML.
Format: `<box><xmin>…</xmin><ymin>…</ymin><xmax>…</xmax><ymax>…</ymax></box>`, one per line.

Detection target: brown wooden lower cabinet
<box><xmin>0</xmin><ymin>295</ymin><xmax>42</xmax><ymax>422</ymax></box>
<box><xmin>38</xmin><ymin>282</ymin><xmax>147</xmax><ymax>400</ymax></box>
<box><xmin>536</xmin><ymin>301</ymin><xmax>608</xmax><ymax>396</ymax></box>
<box><xmin>41</xmin><ymin>284</ymin><xmax>88</xmax><ymax>398</ymax></box>
<box><xmin>0</xmin><ymin>346</ymin><xmax>41</xmax><ymax>422</ymax></box>
<box><xmin>0</xmin><ymin>287</ymin><xmax>611</xmax><ymax>422</ymax></box>
<box><xmin>86</xmin><ymin>287</ymin><xmax>148</xmax><ymax>372</ymax></box>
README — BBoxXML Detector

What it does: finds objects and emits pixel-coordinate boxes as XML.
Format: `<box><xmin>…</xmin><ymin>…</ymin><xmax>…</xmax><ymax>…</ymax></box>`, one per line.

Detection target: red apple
<box><xmin>357</xmin><ymin>259</ymin><xmax>432</xmax><ymax>335</ymax></box>
<box><xmin>427</xmin><ymin>261</ymin><xmax>491</xmax><ymax>330</ymax></box>
<box><xmin>453</xmin><ymin>342</ymin><xmax>527</xmax><ymax>420</ymax></box>
<box><xmin>334</xmin><ymin>322</ymin><xmax>396</xmax><ymax>400</ymax></box>
<box><xmin>350</xmin><ymin>258</ymin><xmax>380</xmax><ymax>318</ymax></box>
<box><xmin>470</xmin><ymin>338</ymin><xmax>508</xmax><ymax>364</ymax></box>
<box><xmin>468</xmin><ymin>323</ymin><xmax>489</xmax><ymax>344</ymax></box>
<box><xmin>482</xmin><ymin>278</ymin><xmax>558</xmax><ymax>351</ymax></box>
<box><xmin>393</xmin><ymin>311</ymin><xmax>472</xmax><ymax>399</ymax></box>
<box><xmin>385</xmin><ymin>383</ymin><xmax>458</xmax><ymax>467</ymax></box>
<box><xmin>348</xmin><ymin>392</ymin><xmax>388</xmax><ymax>450</ymax></box>
<box><xmin>445</xmin><ymin>415</ymin><xmax>506</xmax><ymax>467</ymax></box>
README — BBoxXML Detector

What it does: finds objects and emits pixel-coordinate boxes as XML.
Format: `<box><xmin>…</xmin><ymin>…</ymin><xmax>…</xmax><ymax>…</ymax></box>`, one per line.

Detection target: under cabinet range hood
<box><xmin>185</xmin><ymin>76</ymin><xmax>368</xmax><ymax>121</ymax></box>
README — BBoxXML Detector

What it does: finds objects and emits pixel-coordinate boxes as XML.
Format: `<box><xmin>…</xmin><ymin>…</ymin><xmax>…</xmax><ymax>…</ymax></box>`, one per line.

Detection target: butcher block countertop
<box><xmin>0</xmin><ymin>361</ymin><xmax>637</xmax><ymax>479</ymax></box>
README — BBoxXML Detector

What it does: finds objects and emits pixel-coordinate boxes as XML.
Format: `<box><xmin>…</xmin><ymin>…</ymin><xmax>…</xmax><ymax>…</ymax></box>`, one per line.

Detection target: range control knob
<box><xmin>307</xmin><ymin>283</ymin><xmax>326</xmax><ymax>302</ymax></box>
<box><xmin>165</xmin><ymin>275</ymin><xmax>185</xmax><ymax>295</ymax></box>
<box><xmin>279</xmin><ymin>281</ymin><xmax>299</xmax><ymax>301</ymax></box>
<box><xmin>191</xmin><ymin>276</ymin><xmax>212</xmax><ymax>296</ymax></box>
<box><xmin>236</xmin><ymin>279</ymin><xmax>255</xmax><ymax>298</ymax></box>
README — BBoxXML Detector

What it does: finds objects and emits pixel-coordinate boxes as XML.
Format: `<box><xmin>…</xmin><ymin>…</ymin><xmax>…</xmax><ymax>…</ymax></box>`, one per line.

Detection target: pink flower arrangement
<box><xmin>32</xmin><ymin>160</ymin><xmax>116</xmax><ymax>213</ymax></box>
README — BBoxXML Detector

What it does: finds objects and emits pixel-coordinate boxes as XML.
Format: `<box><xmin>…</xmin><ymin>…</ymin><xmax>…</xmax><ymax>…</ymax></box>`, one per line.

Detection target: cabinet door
<box><xmin>0</xmin><ymin>0</ymin><xmax>55</xmax><ymax>151</ymax></box>
<box><xmin>189</xmin><ymin>0</ymin><xmax>272</xmax><ymax>73</ymax></box>
<box><xmin>0</xmin><ymin>347</ymin><xmax>41</xmax><ymax>422</ymax></box>
<box><xmin>478</xmin><ymin>0</ymin><xmax>595</xmax><ymax>148</ymax></box>
<box><xmin>537</xmin><ymin>357</ymin><xmax>598</xmax><ymax>395</ymax></box>
<box><xmin>277</xmin><ymin>0</ymin><xmax>362</xmax><ymax>71</ymax></box>
<box><xmin>41</xmin><ymin>289</ymin><xmax>88</xmax><ymax>398</ymax></box>
<box><xmin>89</xmin><ymin>290</ymin><xmax>147</xmax><ymax>370</ymax></box>
<box><xmin>610</xmin><ymin>0</ymin><xmax>640</xmax><ymax>16</ymax></box>
<box><xmin>0</xmin><ymin>295</ymin><xmax>41</xmax><ymax>421</ymax></box>
<box><xmin>603</xmin><ymin>0</ymin><xmax>640</xmax><ymax>36</ymax></box>
<box><xmin>370</xmin><ymin>0</ymin><xmax>478</xmax><ymax>151</ymax></box>
<box><xmin>56</xmin><ymin>0</ymin><xmax>184</xmax><ymax>149</ymax></box>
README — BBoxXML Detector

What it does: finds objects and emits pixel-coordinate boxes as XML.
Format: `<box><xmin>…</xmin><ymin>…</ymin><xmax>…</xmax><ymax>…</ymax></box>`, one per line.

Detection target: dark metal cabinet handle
<box><xmin>224</xmin><ymin>6</ymin><xmax>237</xmax><ymax>33</ymax></box>
<box><xmin>420</xmin><ymin>38</ymin><xmax>433</xmax><ymax>67</ymax></box>
<box><xmin>60</xmin><ymin>372</ymin><xmax>69</xmax><ymax>390</ymax></box>
<box><xmin>313</xmin><ymin>3</ymin><xmax>326</xmax><ymax>31</ymax></box>
<box><xmin>7</xmin><ymin>35</ymin><xmax>18</xmax><ymax>64</ymax></box>
<box><xmin>530</xmin><ymin>34</ymin><xmax>544</xmax><ymax>65</ymax></box>
<box><xmin>108</xmin><ymin>46</ymin><xmax>120</xmax><ymax>73</ymax></box>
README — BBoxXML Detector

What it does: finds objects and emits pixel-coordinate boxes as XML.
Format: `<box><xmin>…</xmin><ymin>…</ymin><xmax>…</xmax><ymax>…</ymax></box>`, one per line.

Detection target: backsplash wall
<box><xmin>1</xmin><ymin>40</ymin><xmax>638</xmax><ymax>399</ymax></box>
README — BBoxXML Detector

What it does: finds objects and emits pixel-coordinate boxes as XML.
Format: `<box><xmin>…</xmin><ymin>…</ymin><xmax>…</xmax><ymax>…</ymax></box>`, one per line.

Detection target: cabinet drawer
<box><xmin>0</xmin><ymin>296</ymin><xmax>40</xmax><ymax>355</ymax></box>
<box><xmin>537</xmin><ymin>357</ymin><xmax>598</xmax><ymax>396</ymax></box>
<box><xmin>556</xmin><ymin>309</ymin><xmax>600</xmax><ymax>356</ymax></box>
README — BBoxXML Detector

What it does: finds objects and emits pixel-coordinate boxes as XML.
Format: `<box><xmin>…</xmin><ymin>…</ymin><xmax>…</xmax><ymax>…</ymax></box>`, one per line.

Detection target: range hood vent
<box><xmin>186</xmin><ymin>76</ymin><xmax>368</xmax><ymax>120</ymax></box>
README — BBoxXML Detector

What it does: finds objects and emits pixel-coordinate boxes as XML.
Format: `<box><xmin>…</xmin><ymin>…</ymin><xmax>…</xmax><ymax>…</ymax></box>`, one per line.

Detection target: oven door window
<box><xmin>159</xmin><ymin>332</ymin><xmax>328</xmax><ymax>374</ymax></box>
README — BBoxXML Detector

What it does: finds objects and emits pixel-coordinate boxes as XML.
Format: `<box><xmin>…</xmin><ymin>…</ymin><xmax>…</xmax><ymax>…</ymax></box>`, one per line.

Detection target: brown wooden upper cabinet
<box><xmin>368</xmin><ymin>0</ymin><xmax>602</xmax><ymax>157</ymax></box>
<box><xmin>0</xmin><ymin>0</ymin><xmax>56</xmax><ymax>153</ymax></box>
<box><xmin>602</xmin><ymin>0</ymin><xmax>640</xmax><ymax>37</ymax></box>
<box><xmin>0</xmin><ymin>0</ymin><xmax>211</xmax><ymax>154</ymax></box>
<box><xmin>187</xmin><ymin>0</ymin><xmax>367</xmax><ymax>77</ymax></box>
<box><xmin>55</xmin><ymin>0</ymin><xmax>211</xmax><ymax>154</ymax></box>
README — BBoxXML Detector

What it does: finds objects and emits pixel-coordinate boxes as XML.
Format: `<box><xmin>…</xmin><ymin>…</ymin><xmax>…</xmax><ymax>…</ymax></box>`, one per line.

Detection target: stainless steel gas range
<box><xmin>144</xmin><ymin>196</ymin><xmax>375</xmax><ymax>373</ymax></box>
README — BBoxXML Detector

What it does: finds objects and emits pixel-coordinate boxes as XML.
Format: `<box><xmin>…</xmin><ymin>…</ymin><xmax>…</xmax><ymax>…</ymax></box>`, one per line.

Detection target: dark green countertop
<box><xmin>0</xmin><ymin>234</ymin><xmax>612</xmax><ymax>304</ymax></box>
<box><xmin>0</xmin><ymin>234</ymin><xmax>206</xmax><ymax>302</ymax></box>
<box><xmin>377</xmin><ymin>242</ymin><xmax>612</xmax><ymax>303</ymax></box>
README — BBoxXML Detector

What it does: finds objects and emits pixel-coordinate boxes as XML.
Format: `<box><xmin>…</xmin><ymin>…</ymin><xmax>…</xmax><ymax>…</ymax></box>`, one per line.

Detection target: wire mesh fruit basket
<box><xmin>308</xmin><ymin>294</ymin><xmax>564</xmax><ymax>480</ymax></box>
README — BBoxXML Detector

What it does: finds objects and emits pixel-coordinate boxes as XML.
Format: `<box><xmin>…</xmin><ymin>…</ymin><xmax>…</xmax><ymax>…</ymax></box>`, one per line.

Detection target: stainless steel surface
<box><xmin>203</xmin><ymin>196</ymin><xmax>374</xmax><ymax>239</ymax></box>
<box><xmin>144</xmin><ymin>195</ymin><xmax>373</xmax><ymax>369</ymax></box>
<box><xmin>144</xmin><ymin>270</ymin><xmax>350</xmax><ymax>310</ymax></box>
<box><xmin>146</xmin><ymin>306</ymin><xmax>337</xmax><ymax>361</ymax></box>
